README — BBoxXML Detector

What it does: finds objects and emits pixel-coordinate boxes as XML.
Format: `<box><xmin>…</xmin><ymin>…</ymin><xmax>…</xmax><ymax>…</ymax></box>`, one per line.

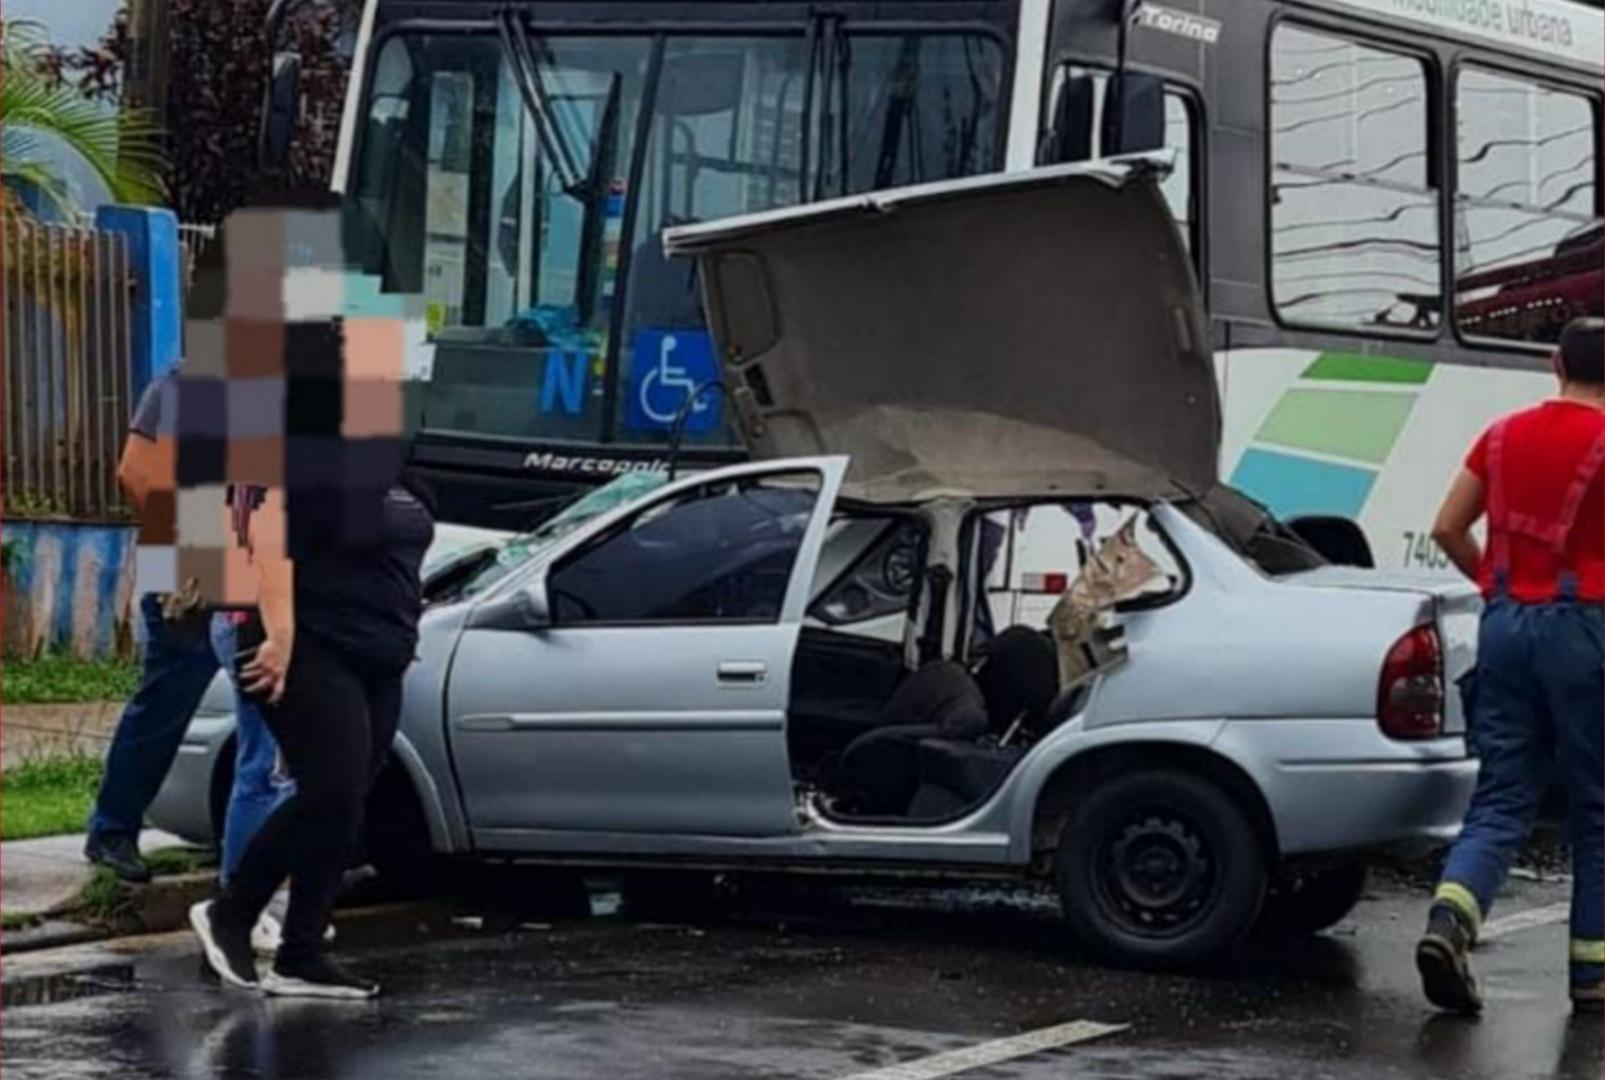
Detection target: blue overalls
<box><xmin>1436</xmin><ymin>419</ymin><xmax>1605</xmax><ymax>993</ymax></box>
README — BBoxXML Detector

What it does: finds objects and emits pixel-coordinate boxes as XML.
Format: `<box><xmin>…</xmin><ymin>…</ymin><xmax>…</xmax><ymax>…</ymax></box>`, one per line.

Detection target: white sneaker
<box><xmin>261</xmin><ymin>956</ymin><xmax>379</xmax><ymax>1000</ymax></box>
<box><xmin>251</xmin><ymin>897</ymin><xmax>337</xmax><ymax>957</ymax></box>
<box><xmin>190</xmin><ymin>901</ymin><xmax>259</xmax><ymax>989</ymax></box>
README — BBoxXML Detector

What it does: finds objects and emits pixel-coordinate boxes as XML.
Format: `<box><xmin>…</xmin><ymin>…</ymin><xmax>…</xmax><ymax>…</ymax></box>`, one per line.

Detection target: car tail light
<box><xmin>1378</xmin><ymin>624</ymin><xmax>1445</xmax><ymax>740</ymax></box>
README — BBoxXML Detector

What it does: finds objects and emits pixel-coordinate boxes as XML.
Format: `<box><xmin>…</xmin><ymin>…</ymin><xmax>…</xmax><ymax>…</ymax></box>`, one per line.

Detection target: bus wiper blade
<box><xmin>497</xmin><ymin>9</ymin><xmax>588</xmax><ymax>196</ymax></box>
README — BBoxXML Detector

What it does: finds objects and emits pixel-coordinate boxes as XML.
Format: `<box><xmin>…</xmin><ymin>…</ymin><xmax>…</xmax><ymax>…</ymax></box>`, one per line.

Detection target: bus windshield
<box><xmin>346</xmin><ymin>16</ymin><xmax>1006</xmax><ymax>451</ymax></box>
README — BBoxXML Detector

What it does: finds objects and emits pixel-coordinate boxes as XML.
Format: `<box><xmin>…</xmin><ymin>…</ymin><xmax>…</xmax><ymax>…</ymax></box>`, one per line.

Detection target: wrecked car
<box><xmin>150</xmin><ymin>157</ymin><xmax>1478</xmax><ymax>969</ymax></box>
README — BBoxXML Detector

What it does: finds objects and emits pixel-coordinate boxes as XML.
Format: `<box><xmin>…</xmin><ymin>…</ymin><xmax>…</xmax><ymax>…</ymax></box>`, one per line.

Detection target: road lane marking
<box><xmin>833</xmin><ymin>1019</ymin><xmax>1128</xmax><ymax>1080</ymax></box>
<box><xmin>1482</xmin><ymin>902</ymin><xmax>1569</xmax><ymax>941</ymax></box>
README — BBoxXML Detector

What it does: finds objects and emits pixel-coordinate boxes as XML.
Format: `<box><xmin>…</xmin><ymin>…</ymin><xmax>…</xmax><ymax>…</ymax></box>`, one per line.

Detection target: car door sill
<box><xmin>469</xmin><ymin>827</ymin><xmax>1017</xmax><ymax>864</ymax></box>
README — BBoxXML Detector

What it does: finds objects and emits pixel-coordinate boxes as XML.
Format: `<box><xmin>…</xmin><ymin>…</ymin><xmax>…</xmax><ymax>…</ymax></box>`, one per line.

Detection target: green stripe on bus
<box><xmin>1302</xmin><ymin>353</ymin><xmax>1432</xmax><ymax>384</ymax></box>
<box><xmin>1255</xmin><ymin>388</ymin><xmax>1418</xmax><ymax>465</ymax></box>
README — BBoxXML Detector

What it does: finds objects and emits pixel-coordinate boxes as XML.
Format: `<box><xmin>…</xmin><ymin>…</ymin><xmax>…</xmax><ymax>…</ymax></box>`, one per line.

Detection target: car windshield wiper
<box><xmin>497</xmin><ymin>9</ymin><xmax>588</xmax><ymax>197</ymax></box>
<box><xmin>491</xmin><ymin>491</ymin><xmax>590</xmax><ymax>533</ymax></box>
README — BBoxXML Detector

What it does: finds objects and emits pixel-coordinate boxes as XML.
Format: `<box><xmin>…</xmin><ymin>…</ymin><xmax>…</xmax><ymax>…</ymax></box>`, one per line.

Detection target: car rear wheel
<box><xmin>1054</xmin><ymin>770</ymin><xmax>1266</xmax><ymax>970</ymax></box>
<box><xmin>1256</xmin><ymin>859</ymin><xmax>1368</xmax><ymax>937</ymax></box>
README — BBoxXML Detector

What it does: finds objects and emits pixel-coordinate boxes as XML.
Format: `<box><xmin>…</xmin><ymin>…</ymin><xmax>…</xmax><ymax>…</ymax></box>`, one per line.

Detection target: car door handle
<box><xmin>717</xmin><ymin>661</ymin><xmax>768</xmax><ymax>685</ymax></box>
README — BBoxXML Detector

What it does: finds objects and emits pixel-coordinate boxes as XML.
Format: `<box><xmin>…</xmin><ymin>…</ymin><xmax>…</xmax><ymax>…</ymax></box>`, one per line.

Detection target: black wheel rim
<box><xmin>1092</xmin><ymin>806</ymin><xmax>1221</xmax><ymax>939</ymax></box>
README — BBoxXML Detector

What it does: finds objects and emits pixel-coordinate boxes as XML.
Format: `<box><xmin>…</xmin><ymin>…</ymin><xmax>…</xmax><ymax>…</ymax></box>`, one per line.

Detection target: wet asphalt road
<box><xmin>2</xmin><ymin>869</ymin><xmax>1597</xmax><ymax>1080</ymax></box>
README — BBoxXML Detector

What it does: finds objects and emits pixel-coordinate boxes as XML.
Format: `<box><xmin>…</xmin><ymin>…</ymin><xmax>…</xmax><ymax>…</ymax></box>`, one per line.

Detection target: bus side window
<box><xmin>1454</xmin><ymin>68</ymin><xmax>1603</xmax><ymax>346</ymax></box>
<box><xmin>1040</xmin><ymin>66</ymin><xmax>1197</xmax><ymax>253</ymax></box>
<box><xmin>1268</xmin><ymin>25</ymin><xmax>1438</xmax><ymax>334</ymax></box>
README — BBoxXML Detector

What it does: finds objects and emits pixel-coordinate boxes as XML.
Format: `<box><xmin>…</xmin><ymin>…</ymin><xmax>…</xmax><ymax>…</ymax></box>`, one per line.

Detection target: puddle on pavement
<box><xmin>3</xmin><ymin>964</ymin><xmax>137</xmax><ymax>1009</ymax></box>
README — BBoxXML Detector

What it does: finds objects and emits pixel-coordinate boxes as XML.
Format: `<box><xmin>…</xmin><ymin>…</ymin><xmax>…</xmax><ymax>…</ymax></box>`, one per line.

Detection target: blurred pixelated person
<box><xmin>189</xmin><ymin>191</ymin><xmax>434</xmax><ymax>1000</ymax></box>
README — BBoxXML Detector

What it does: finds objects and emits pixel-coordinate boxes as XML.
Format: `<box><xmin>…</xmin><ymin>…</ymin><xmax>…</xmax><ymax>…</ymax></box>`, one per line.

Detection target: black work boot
<box><xmin>1417</xmin><ymin>903</ymin><xmax>1482</xmax><ymax>1014</ymax></box>
<box><xmin>84</xmin><ymin>833</ymin><xmax>151</xmax><ymax>884</ymax></box>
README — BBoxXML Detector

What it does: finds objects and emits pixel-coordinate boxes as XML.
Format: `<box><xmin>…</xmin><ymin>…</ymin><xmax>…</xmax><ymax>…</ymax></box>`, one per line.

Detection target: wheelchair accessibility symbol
<box><xmin>626</xmin><ymin>329</ymin><xmax>720</xmax><ymax>434</ymax></box>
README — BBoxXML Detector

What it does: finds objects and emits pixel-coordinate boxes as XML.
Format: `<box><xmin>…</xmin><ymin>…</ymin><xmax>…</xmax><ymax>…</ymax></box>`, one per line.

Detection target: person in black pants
<box><xmin>190</xmin><ymin>480</ymin><xmax>434</xmax><ymax>999</ymax></box>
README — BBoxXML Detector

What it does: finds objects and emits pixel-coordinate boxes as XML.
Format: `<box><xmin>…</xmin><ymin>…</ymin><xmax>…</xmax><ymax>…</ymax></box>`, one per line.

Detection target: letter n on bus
<box><xmin>541</xmin><ymin>349</ymin><xmax>589</xmax><ymax>416</ymax></box>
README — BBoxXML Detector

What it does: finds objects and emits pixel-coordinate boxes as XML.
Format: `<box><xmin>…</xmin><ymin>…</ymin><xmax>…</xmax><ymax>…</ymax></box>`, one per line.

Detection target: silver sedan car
<box><xmin>150</xmin><ymin>159</ymin><xmax>1479</xmax><ymax>969</ymax></box>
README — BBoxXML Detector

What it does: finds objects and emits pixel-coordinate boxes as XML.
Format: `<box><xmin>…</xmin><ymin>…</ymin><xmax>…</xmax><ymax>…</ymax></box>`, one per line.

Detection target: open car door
<box><xmin>447</xmin><ymin>457</ymin><xmax>846</xmax><ymax>848</ymax></box>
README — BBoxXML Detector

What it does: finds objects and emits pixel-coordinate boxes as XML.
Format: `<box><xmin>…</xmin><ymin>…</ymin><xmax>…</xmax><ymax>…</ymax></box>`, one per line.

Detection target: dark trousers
<box><xmin>214</xmin><ymin>632</ymin><xmax>401</xmax><ymax>965</ymax></box>
<box><xmin>89</xmin><ymin>595</ymin><xmax>221</xmax><ymax>838</ymax></box>
<box><xmin>1438</xmin><ymin>597</ymin><xmax>1605</xmax><ymax>989</ymax></box>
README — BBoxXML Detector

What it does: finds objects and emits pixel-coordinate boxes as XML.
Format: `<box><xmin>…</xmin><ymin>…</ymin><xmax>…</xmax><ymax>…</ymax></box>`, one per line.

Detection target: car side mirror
<box><xmin>467</xmin><ymin>577</ymin><xmax>552</xmax><ymax>631</ymax></box>
<box><xmin>1287</xmin><ymin>516</ymin><xmax>1375</xmax><ymax>569</ymax></box>
<box><xmin>259</xmin><ymin>50</ymin><xmax>303</xmax><ymax>169</ymax></box>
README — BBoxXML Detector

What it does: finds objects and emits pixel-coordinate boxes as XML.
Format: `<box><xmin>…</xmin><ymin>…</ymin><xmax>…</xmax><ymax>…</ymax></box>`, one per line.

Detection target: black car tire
<box><xmin>1054</xmin><ymin>770</ymin><xmax>1266</xmax><ymax>970</ymax></box>
<box><xmin>1256</xmin><ymin>859</ymin><xmax>1369</xmax><ymax>937</ymax></box>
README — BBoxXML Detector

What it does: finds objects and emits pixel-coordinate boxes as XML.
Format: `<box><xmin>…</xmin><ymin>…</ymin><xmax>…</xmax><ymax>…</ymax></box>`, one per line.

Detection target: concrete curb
<box><xmin>2</xmin><ymin>902</ymin><xmax>447</xmax><ymax>1008</ymax></box>
<box><xmin>2</xmin><ymin>871</ymin><xmax>216</xmax><ymax>956</ymax></box>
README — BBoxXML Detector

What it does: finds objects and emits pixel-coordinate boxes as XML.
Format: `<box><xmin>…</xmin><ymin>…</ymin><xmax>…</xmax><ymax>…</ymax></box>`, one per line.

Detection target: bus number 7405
<box><xmin>1400</xmin><ymin>531</ymin><xmax>1453</xmax><ymax>572</ymax></box>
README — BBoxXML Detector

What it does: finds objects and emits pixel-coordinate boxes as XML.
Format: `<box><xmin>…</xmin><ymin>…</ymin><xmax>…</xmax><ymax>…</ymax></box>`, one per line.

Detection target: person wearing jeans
<box><xmin>86</xmin><ymin>364</ymin><xmax>295</xmax><ymax>898</ymax></box>
<box><xmin>91</xmin><ymin>606</ymin><xmax>297</xmax><ymax>897</ymax></box>
<box><xmin>85</xmin><ymin>595</ymin><xmax>221</xmax><ymax>881</ymax></box>
<box><xmin>210</xmin><ymin>614</ymin><xmax>292</xmax><ymax>883</ymax></box>
<box><xmin>87</xmin><ymin>363</ymin><xmax>218</xmax><ymax>882</ymax></box>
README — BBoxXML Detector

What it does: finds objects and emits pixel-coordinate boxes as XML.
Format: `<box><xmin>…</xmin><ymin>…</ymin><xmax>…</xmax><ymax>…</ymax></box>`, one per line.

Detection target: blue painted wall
<box><xmin>97</xmin><ymin>206</ymin><xmax>183</xmax><ymax>392</ymax></box>
<box><xmin>3</xmin><ymin>521</ymin><xmax>139</xmax><ymax>659</ymax></box>
<box><xmin>3</xmin><ymin>206</ymin><xmax>182</xmax><ymax>659</ymax></box>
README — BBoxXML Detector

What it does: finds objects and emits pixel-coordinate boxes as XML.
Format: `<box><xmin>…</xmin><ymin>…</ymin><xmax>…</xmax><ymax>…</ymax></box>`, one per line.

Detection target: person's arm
<box><xmin>120</xmin><ymin>375</ymin><xmax>171</xmax><ymax>513</ymax></box>
<box><xmin>116</xmin><ymin>434</ymin><xmax>165</xmax><ymax>515</ymax></box>
<box><xmin>240</xmin><ymin>489</ymin><xmax>294</xmax><ymax>704</ymax></box>
<box><xmin>1432</xmin><ymin>468</ymin><xmax>1486</xmax><ymax>582</ymax></box>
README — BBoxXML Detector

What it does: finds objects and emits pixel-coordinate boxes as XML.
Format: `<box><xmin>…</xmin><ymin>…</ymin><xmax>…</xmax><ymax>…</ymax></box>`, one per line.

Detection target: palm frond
<box><xmin>1</xmin><ymin>18</ymin><xmax>167</xmax><ymax>209</ymax></box>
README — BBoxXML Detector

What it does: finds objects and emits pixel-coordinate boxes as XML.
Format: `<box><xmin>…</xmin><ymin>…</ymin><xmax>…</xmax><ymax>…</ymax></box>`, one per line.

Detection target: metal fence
<box><xmin>3</xmin><ymin>215</ymin><xmax>135</xmax><ymax>521</ymax></box>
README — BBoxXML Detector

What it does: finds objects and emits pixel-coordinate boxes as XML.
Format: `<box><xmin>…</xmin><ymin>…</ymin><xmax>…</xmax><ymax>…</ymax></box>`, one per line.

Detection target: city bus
<box><xmin>280</xmin><ymin>0</ymin><xmax>1603</xmax><ymax>568</ymax></box>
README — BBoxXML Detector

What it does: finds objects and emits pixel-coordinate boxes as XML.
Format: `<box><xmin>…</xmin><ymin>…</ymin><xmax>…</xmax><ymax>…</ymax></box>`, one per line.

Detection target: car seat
<box><xmin>834</xmin><ymin>661</ymin><xmax>988</xmax><ymax>816</ymax></box>
<box><xmin>971</xmin><ymin>626</ymin><xmax>1059</xmax><ymax>739</ymax></box>
<box><xmin>903</xmin><ymin>628</ymin><xmax>1060</xmax><ymax>819</ymax></box>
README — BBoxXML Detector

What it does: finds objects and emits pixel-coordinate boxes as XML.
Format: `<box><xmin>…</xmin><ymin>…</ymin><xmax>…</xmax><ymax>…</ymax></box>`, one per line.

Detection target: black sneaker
<box><xmin>261</xmin><ymin>955</ymin><xmax>379</xmax><ymax>1000</ymax></box>
<box><xmin>85</xmin><ymin>833</ymin><xmax>151</xmax><ymax>884</ymax></box>
<box><xmin>1416</xmin><ymin>904</ymin><xmax>1482</xmax><ymax>1015</ymax></box>
<box><xmin>190</xmin><ymin>901</ymin><xmax>259</xmax><ymax>989</ymax></box>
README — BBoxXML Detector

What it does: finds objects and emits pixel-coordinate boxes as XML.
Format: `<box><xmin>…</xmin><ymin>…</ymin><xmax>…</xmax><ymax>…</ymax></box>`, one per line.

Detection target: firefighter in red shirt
<box><xmin>1417</xmin><ymin>317</ymin><xmax>1605</xmax><ymax>1015</ymax></box>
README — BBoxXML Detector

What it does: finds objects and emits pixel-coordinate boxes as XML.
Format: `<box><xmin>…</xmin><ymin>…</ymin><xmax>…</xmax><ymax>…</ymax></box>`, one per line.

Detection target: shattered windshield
<box><xmin>458</xmin><ymin>470</ymin><xmax>671</xmax><ymax>599</ymax></box>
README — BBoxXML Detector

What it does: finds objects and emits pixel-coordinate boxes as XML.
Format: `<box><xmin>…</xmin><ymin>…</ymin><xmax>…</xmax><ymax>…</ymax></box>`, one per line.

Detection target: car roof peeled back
<box><xmin>663</xmin><ymin>154</ymin><xmax>1220</xmax><ymax>505</ymax></box>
